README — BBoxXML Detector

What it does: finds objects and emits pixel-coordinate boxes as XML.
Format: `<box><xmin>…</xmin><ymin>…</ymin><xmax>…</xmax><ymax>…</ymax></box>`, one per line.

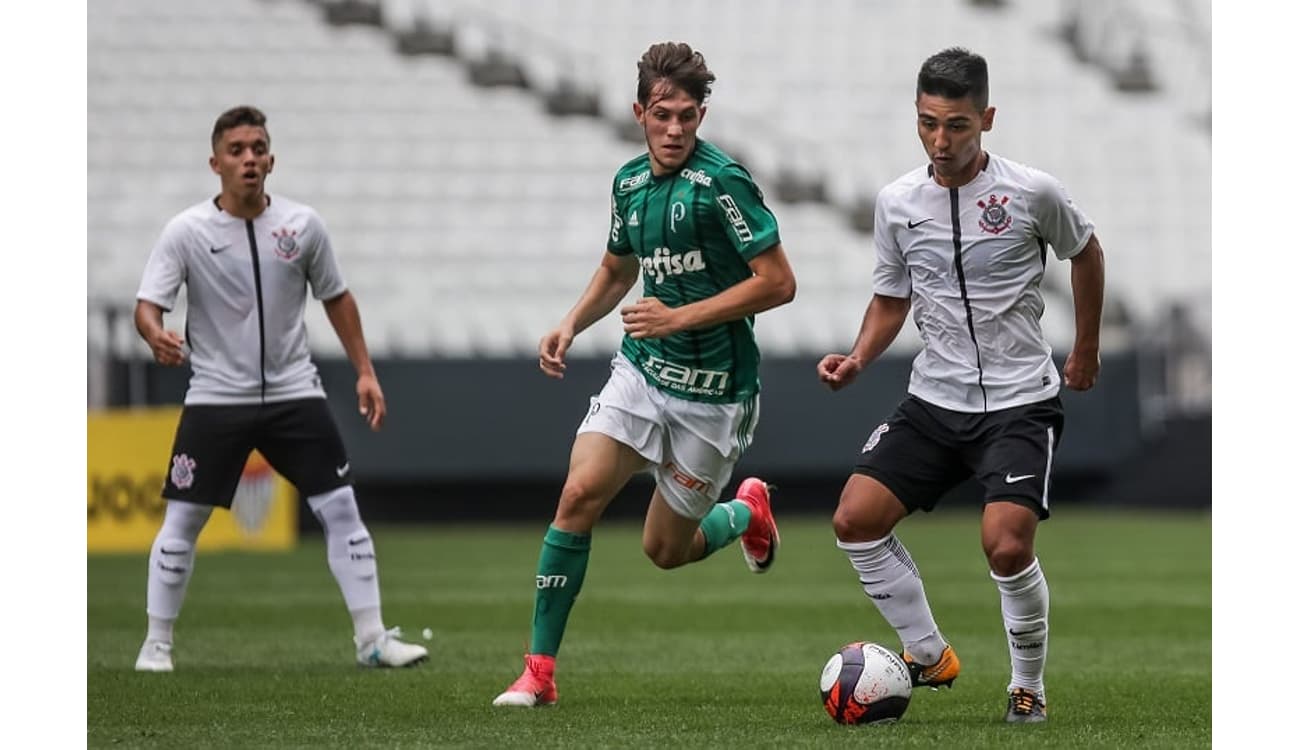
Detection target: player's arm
<box><xmin>1063</xmin><ymin>233</ymin><xmax>1105</xmax><ymax>391</ymax></box>
<box><xmin>621</xmin><ymin>244</ymin><xmax>796</xmax><ymax>340</ymax></box>
<box><xmin>539</xmin><ymin>251</ymin><xmax>641</xmax><ymax>379</ymax></box>
<box><xmin>817</xmin><ymin>294</ymin><xmax>911</xmax><ymax>392</ymax></box>
<box><xmin>322</xmin><ymin>290</ymin><xmax>385</xmax><ymax>430</ymax></box>
<box><xmin>134</xmin><ymin>299</ymin><xmax>186</xmax><ymax>367</ymax></box>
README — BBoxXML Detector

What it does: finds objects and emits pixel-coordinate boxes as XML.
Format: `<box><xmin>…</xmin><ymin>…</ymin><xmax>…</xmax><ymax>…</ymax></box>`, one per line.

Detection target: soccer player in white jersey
<box><xmin>131</xmin><ymin>106</ymin><xmax>427</xmax><ymax>672</ymax></box>
<box><xmin>816</xmin><ymin>48</ymin><xmax>1106</xmax><ymax>723</ymax></box>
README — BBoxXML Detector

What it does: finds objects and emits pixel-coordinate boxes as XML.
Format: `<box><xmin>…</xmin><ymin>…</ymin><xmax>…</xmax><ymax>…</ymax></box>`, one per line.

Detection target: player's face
<box><xmin>634</xmin><ymin>84</ymin><xmax>706</xmax><ymax>175</ymax></box>
<box><xmin>209</xmin><ymin>125</ymin><xmax>274</xmax><ymax>198</ymax></box>
<box><xmin>916</xmin><ymin>93</ymin><xmax>995</xmax><ymax>187</ymax></box>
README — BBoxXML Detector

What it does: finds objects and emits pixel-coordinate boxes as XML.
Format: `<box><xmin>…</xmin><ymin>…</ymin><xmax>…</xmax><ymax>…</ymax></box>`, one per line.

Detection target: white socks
<box><xmin>838</xmin><ymin>534</ymin><xmax>947</xmax><ymax>664</ymax></box>
<box><xmin>307</xmin><ymin>486</ymin><xmax>385</xmax><ymax>643</ymax></box>
<box><xmin>992</xmin><ymin>557</ymin><xmax>1050</xmax><ymax>695</ymax></box>
<box><xmin>145</xmin><ymin>500</ymin><xmax>214</xmax><ymax>641</ymax></box>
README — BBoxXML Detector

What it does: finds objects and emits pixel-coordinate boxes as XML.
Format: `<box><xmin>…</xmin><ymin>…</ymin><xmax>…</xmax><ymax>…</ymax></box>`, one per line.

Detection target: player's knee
<box><xmin>153</xmin><ymin>539</ymin><xmax>193</xmax><ymax>585</ymax></box>
<box><xmin>555</xmin><ymin>478</ymin><xmax>606</xmax><ymax>529</ymax></box>
<box><xmin>984</xmin><ymin>537</ymin><xmax>1034</xmax><ymax>577</ymax></box>
<box><xmin>832</xmin><ymin>505</ymin><xmax>890</xmax><ymax>543</ymax></box>
<box><xmin>642</xmin><ymin>537</ymin><xmax>689</xmax><ymax>570</ymax></box>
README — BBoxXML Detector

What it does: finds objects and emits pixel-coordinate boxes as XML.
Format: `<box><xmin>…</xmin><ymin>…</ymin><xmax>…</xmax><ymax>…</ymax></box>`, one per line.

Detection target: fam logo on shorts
<box><xmin>170</xmin><ymin>453</ymin><xmax>197</xmax><ymax>489</ymax></box>
<box><xmin>665</xmin><ymin>461</ymin><xmax>712</xmax><ymax>494</ymax></box>
<box><xmin>862</xmin><ymin>423</ymin><xmax>890</xmax><ymax>453</ymax></box>
<box><xmin>271</xmin><ymin>227</ymin><xmax>300</xmax><ymax>260</ymax></box>
<box><xmin>977</xmin><ymin>194</ymin><xmax>1013</xmax><ymax>234</ymax></box>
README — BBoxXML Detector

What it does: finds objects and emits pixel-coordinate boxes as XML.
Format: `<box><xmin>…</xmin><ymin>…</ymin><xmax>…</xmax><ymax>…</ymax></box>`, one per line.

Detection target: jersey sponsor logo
<box><xmin>716</xmin><ymin>194</ymin><xmax>754</xmax><ymax>242</ymax></box>
<box><xmin>618</xmin><ymin>170</ymin><xmax>650</xmax><ymax>192</ymax></box>
<box><xmin>610</xmin><ymin>204</ymin><xmax>624</xmax><ymax>243</ymax></box>
<box><xmin>170</xmin><ymin>453</ymin><xmax>197</xmax><ymax>490</ymax></box>
<box><xmin>665</xmin><ymin>461</ymin><xmax>712</xmax><ymax>494</ymax></box>
<box><xmin>978</xmin><ymin>194</ymin><xmax>1013</xmax><ymax>234</ymax></box>
<box><xmin>641</xmin><ymin>246</ymin><xmax>706</xmax><ymax>284</ymax></box>
<box><xmin>641</xmin><ymin>355</ymin><xmax>730</xmax><ymax>396</ymax></box>
<box><xmin>670</xmin><ymin>201</ymin><xmax>686</xmax><ymax>233</ymax></box>
<box><xmin>680</xmin><ymin>167</ymin><xmax>712</xmax><ymax>187</ymax></box>
<box><xmin>272</xmin><ymin>227</ymin><xmax>301</xmax><ymax>259</ymax></box>
<box><xmin>862</xmin><ymin>422</ymin><xmax>889</xmax><ymax>452</ymax></box>
<box><xmin>627</xmin><ymin>210</ymin><xmax>640</xmax><ymax>227</ymax></box>
<box><xmin>536</xmin><ymin>574</ymin><xmax>568</xmax><ymax>589</ymax></box>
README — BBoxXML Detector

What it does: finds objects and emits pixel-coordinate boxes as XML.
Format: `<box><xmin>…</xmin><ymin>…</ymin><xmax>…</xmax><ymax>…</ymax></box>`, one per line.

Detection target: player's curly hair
<box><xmin>211</xmin><ymin>105</ymin><xmax>270</xmax><ymax>151</ymax></box>
<box><xmin>637</xmin><ymin>42</ymin><xmax>715</xmax><ymax>107</ymax></box>
<box><xmin>917</xmin><ymin>48</ymin><xmax>989</xmax><ymax>111</ymax></box>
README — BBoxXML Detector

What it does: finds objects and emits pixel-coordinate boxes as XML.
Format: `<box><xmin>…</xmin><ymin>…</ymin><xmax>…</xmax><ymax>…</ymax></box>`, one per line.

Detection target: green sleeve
<box><xmin>712</xmin><ymin>165</ymin><xmax>780</xmax><ymax>260</ymax></box>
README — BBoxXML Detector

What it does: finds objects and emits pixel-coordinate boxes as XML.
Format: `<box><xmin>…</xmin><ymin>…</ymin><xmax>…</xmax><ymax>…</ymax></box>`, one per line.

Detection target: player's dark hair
<box><xmin>211</xmin><ymin>105</ymin><xmax>270</xmax><ymax>151</ymax></box>
<box><xmin>916</xmin><ymin>48</ymin><xmax>989</xmax><ymax>111</ymax></box>
<box><xmin>637</xmin><ymin>42</ymin><xmax>715</xmax><ymax>106</ymax></box>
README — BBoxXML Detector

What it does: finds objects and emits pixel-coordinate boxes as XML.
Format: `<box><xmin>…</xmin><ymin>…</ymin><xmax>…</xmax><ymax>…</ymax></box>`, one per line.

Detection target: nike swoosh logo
<box><xmin>906</xmin><ymin>218</ymin><xmax>934</xmax><ymax>229</ymax></box>
<box><xmin>347</xmin><ymin>536</ymin><xmax>369</xmax><ymax>547</ymax></box>
<box><xmin>1005</xmin><ymin>473</ymin><xmax>1036</xmax><ymax>483</ymax></box>
<box><xmin>1008</xmin><ymin>628</ymin><xmax>1036</xmax><ymax>637</ymax></box>
<box><xmin>336</xmin><ymin>463</ymin><xmax>350</xmax><ymax>477</ymax></box>
<box><xmin>209</xmin><ymin>244</ymin><xmax>232</xmax><ymax>254</ymax></box>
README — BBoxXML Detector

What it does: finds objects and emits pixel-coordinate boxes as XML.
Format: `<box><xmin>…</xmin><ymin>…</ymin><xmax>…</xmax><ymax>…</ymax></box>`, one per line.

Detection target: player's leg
<box><xmin>494</xmin><ymin>431</ymin><xmax>648</xmax><ymax>706</ymax></box>
<box><xmin>640</xmin><ymin>395</ymin><xmax>775</xmax><ymax>571</ymax></box>
<box><xmin>970</xmin><ymin>396</ymin><xmax>1062</xmax><ymax>722</ymax></box>
<box><xmin>257</xmin><ymin>398</ymin><xmax>425</xmax><ymax>668</ymax></box>
<box><xmin>137</xmin><ymin>405</ymin><xmax>252</xmax><ymax>672</ymax></box>
<box><xmin>833</xmin><ymin>399</ymin><xmax>966</xmax><ymax>688</ymax></box>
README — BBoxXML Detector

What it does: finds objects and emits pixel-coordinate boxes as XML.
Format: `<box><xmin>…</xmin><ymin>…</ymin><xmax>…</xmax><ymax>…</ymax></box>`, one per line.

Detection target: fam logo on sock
<box><xmin>170</xmin><ymin>453</ymin><xmax>197</xmax><ymax>489</ymax></box>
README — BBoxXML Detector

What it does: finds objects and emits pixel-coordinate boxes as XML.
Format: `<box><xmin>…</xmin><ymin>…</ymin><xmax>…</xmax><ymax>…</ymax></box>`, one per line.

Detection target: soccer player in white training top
<box><xmin>132</xmin><ymin>105</ymin><xmax>427</xmax><ymax>672</ymax></box>
<box><xmin>816</xmin><ymin>48</ymin><xmax>1106</xmax><ymax>724</ymax></box>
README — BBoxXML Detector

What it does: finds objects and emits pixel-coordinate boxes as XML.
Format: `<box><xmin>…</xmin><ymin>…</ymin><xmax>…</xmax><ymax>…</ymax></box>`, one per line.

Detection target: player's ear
<box><xmin>209</xmin><ymin>154</ymin><xmax>220</xmax><ymax>175</ymax></box>
<box><xmin>698</xmin><ymin>104</ymin><xmax>707</xmax><ymax>125</ymax></box>
<box><xmin>267</xmin><ymin>153</ymin><xmax>275</xmax><ymax>174</ymax></box>
<box><xmin>632</xmin><ymin>101</ymin><xmax>645</xmax><ymax>125</ymax></box>
<box><xmin>981</xmin><ymin>106</ymin><xmax>996</xmax><ymax>132</ymax></box>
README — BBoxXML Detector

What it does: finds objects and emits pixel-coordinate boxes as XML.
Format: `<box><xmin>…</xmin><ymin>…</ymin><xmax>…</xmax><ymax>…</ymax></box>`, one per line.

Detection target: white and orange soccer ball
<box><xmin>819</xmin><ymin>641</ymin><xmax>912</xmax><ymax>725</ymax></box>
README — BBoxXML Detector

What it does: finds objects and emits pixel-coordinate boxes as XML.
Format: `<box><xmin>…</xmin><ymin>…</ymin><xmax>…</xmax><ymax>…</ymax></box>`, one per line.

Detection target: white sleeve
<box><xmin>304</xmin><ymin>209</ymin><xmax>347</xmax><ymax>300</ymax></box>
<box><xmin>135</xmin><ymin>218</ymin><xmax>188</xmax><ymax>311</ymax></box>
<box><xmin>871</xmin><ymin>191</ymin><xmax>910</xmax><ymax>297</ymax></box>
<box><xmin>1031</xmin><ymin>170</ymin><xmax>1094</xmax><ymax>261</ymax></box>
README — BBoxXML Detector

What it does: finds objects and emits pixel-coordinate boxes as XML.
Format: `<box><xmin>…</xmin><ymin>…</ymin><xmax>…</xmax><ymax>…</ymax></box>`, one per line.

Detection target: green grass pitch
<box><xmin>88</xmin><ymin>510</ymin><xmax>1210</xmax><ymax>748</ymax></box>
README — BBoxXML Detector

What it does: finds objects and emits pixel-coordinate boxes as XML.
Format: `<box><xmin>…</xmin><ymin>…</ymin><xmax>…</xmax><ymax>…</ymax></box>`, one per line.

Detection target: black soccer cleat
<box><xmin>1004</xmin><ymin>687</ymin><xmax>1048</xmax><ymax>723</ymax></box>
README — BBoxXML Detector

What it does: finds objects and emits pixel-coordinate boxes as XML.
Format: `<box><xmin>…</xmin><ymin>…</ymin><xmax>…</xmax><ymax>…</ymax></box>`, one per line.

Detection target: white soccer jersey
<box><xmin>873</xmin><ymin>153</ymin><xmax>1094</xmax><ymax>413</ymax></box>
<box><xmin>136</xmin><ymin>194</ymin><xmax>346</xmax><ymax>406</ymax></box>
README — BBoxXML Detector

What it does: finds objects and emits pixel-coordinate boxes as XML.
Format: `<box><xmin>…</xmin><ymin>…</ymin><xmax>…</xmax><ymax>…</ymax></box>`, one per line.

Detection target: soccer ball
<box><xmin>819</xmin><ymin>641</ymin><xmax>912</xmax><ymax>725</ymax></box>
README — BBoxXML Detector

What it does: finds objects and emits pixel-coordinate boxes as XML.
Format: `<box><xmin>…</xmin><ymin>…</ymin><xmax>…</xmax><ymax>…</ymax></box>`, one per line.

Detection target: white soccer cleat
<box><xmin>356</xmin><ymin>627</ymin><xmax>429</xmax><ymax>668</ymax></box>
<box><xmin>134</xmin><ymin>639</ymin><xmax>174</xmax><ymax>672</ymax></box>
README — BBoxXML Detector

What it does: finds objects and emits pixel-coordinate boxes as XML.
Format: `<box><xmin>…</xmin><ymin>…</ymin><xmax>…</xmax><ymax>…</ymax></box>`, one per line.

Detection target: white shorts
<box><xmin>577</xmin><ymin>352</ymin><xmax>760</xmax><ymax>520</ymax></box>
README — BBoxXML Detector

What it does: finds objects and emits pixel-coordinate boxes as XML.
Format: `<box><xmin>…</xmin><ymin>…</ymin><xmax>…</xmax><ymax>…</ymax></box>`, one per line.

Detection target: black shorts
<box><xmin>161</xmin><ymin>398</ymin><xmax>351</xmax><ymax>507</ymax></box>
<box><xmin>853</xmin><ymin>395</ymin><xmax>1065</xmax><ymax>520</ymax></box>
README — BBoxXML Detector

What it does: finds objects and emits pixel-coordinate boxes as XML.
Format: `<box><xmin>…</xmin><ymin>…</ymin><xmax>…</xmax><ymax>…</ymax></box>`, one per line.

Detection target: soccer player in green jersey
<box><xmin>493</xmin><ymin>42</ymin><xmax>797</xmax><ymax>707</ymax></box>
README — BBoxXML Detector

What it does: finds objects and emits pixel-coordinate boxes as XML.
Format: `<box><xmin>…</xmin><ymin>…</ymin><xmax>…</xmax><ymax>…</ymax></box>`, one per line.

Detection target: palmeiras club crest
<box><xmin>978</xmin><ymin>193</ymin><xmax>1013</xmax><ymax>234</ymax></box>
<box><xmin>170</xmin><ymin>453</ymin><xmax>197</xmax><ymax>489</ymax></box>
<box><xmin>272</xmin><ymin>227</ymin><xmax>300</xmax><ymax>260</ymax></box>
<box><xmin>862</xmin><ymin>422</ymin><xmax>890</xmax><ymax>453</ymax></box>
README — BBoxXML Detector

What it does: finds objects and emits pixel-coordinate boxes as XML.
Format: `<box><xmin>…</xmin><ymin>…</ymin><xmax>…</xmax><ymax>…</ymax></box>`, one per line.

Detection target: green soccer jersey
<box><xmin>607</xmin><ymin>139</ymin><xmax>781</xmax><ymax>404</ymax></box>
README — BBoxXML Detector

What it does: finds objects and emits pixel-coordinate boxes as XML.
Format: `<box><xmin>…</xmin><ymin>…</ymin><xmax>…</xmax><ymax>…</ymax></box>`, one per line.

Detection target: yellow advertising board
<box><xmin>88</xmin><ymin>407</ymin><xmax>297</xmax><ymax>553</ymax></box>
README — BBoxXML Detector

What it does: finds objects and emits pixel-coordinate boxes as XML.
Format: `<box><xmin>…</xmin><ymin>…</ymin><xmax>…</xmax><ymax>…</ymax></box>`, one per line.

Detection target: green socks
<box><xmin>698</xmin><ymin>500</ymin><xmax>753</xmax><ymax>558</ymax></box>
<box><xmin>530</xmin><ymin>525</ymin><xmax>592</xmax><ymax>657</ymax></box>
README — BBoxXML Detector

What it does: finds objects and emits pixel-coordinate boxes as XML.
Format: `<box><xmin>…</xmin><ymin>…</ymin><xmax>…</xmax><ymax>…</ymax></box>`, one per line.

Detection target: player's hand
<box><xmin>539</xmin><ymin>327</ymin><xmax>574</xmax><ymax>379</ymax></box>
<box><xmin>356</xmin><ymin>373</ymin><xmax>386</xmax><ymax>431</ymax></box>
<box><xmin>621</xmin><ymin>297</ymin><xmax>680</xmax><ymax>340</ymax></box>
<box><xmin>817</xmin><ymin>353</ymin><xmax>863</xmax><ymax>391</ymax></box>
<box><xmin>146</xmin><ymin>329</ymin><xmax>187</xmax><ymax>367</ymax></box>
<box><xmin>1063</xmin><ymin>347</ymin><xmax>1100</xmax><ymax>391</ymax></box>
